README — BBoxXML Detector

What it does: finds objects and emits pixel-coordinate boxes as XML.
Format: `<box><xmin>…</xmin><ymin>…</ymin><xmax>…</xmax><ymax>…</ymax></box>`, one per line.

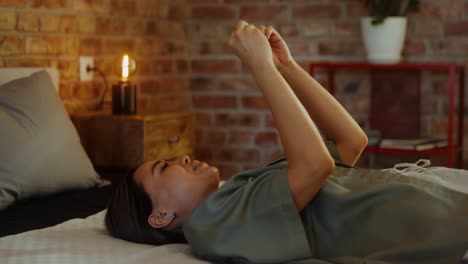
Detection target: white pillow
<box><xmin>0</xmin><ymin>71</ymin><xmax>101</xmax><ymax>210</ymax></box>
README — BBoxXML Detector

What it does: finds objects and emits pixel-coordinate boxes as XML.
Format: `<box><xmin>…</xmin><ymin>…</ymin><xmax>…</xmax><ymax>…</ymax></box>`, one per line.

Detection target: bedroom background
<box><xmin>0</xmin><ymin>0</ymin><xmax>467</xmax><ymax>178</ymax></box>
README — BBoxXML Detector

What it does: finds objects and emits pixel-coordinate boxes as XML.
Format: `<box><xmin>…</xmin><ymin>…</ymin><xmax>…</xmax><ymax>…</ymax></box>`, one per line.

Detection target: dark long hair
<box><xmin>105</xmin><ymin>169</ymin><xmax>187</xmax><ymax>245</ymax></box>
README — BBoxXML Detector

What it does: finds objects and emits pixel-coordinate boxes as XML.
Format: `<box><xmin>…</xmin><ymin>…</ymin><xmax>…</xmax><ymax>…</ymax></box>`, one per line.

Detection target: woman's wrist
<box><xmin>277</xmin><ymin>59</ymin><xmax>298</xmax><ymax>76</ymax></box>
<box><xmin>247</xmin><ymin>60</ymin><xmax>277</xmax><ymax>77</ymax></box>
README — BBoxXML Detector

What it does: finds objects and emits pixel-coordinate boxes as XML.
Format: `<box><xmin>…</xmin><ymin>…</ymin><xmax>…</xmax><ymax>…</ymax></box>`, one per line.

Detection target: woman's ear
<box><xmin>148</xmin><ymin>210</ymin><xmax>174</xmax><ymax>229</ymax></box>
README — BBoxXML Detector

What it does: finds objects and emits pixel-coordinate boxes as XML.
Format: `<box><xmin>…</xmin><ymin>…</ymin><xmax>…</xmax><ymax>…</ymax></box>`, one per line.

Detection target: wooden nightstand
<box><xmin>71</xmin><ymin>112</ymin><xmax>195</xmax><ymax>171</ymax></box>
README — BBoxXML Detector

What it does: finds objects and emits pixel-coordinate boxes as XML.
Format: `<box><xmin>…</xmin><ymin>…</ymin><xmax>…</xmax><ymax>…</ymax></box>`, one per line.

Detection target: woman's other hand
<box><xmin>228</xmin><ymin>20</ymin><xmax>274</xmax><ymax>72</ymax></box>
<box><xmin>257</xmin><ymin>25</ymin><xmax>294</xmax><ymax>71</ymax></box>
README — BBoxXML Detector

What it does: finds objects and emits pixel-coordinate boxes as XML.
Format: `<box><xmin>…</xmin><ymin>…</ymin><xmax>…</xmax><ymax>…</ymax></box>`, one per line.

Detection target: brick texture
<box><xmin>293</xmin><ymin>4</ymin><xmax>341</xmax><ymax>19</ymax></box>
<box><xmin>241</xmin><ymin>95</ymin><xmax>269</xmax><ymax>109</ymax></box>
<box><xmin>191</xmin><ymin>6</ymin><xmax>236</xmax><ymax>20</ymax></box>
<box><xmin>0</xmin><ymin>36</ymin><xmax>24</xmax><ymax>55</ymax></box>
<box><xmin>255</xmin><ymin>132</ymin><xmax>278</xmax><ymax>145</ymax></box>
<box><xmin>191</xmin><ymin>59</ymin><xmax>239</xmax><ymax>74</ymax></box>
<box><xmin>26</xmin><ymin>36</ymin><xmax>66</xmax><ymax>54</ymax></box>
<box><xmin>78</xmin><ymin>16</ymin><xmax>95</xmax><ymax>33</ymax></box>
<box><xmin>32</xmin><ymin>0</ymin><xmax>68</xmax><ymax>8</ymax></box>
<box><xmin>0</xmin><ymin>11</ymin><xmax>16</xmax><ymax>30</ymax></box>
<box><xmin>18</xmin><ymin>13</ymin><xmax>40</xmax><ymax>32</ymax></box>
<box><xmin>1</xmin><ymin>0</ymin><xmax>468</xmax><ymax>176</ymax></box>
<box><xmin>192</xmin><ymin>95</ymin><xmax>237</xmax><ymax>109</ymax></box>
<box><xmin>0</xmin><ymin>0</ymin><xmax>26</xmax><ymax>7</ymax></box>
<box><xmin>0</xmin><ymin>0</ymin><xmax>191</xmax><ymax>117</ymax></box>
<box><xmin>72</xmin><ymin>0</ymin><xmax>109</xmax><ymax>13</ymax></box>
<box><xmin>240</xmin><ymin>6</ymin><xmax>288</xmax><ymax>21</ymax></box>
<box><xmin>184</xmin><ymin>0</ymin><xmax>468</xmax><ymax>174</ymax></box>
<box><xmin>444</xmin><ymin>21</ymin><xmax>468</xmax><ymax>35</ymax></box>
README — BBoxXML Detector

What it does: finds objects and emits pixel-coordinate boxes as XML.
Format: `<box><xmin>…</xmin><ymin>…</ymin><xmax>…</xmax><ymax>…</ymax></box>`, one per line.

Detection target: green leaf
<box><xmin>360</xmin><ymin>0</ymin><xmax>420</xmax><ymax>24</ymax></box>
<box><xmin>405</xmin><ymin>0</ymin><xmax>420</xmax><ymax>14</ymax></box>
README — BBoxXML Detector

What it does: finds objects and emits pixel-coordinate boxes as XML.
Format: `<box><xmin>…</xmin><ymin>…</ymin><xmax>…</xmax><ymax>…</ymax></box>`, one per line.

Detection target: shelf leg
<box><xmin>369</xmin><ymin>152</ymin><xmax>375</xmax><ymax>169</ymax></box>
<box><xmin>447</xmin><ymin>67</ymin><xmax>456</xmax><ymax>168</ymax></box>
<box><xmin>458</xmin><ymin>69</ymin><xmax>465</xmax><ymax>168</ymax></box>
<box><xmin>310</xmin><ymin>65</ymin><xmax>315</xmax><ymax>77</ymax></box>
<box><xmin>328</xmin><ymin>69</ymin><xmax>335</xmax><ymax>95</ymax></box>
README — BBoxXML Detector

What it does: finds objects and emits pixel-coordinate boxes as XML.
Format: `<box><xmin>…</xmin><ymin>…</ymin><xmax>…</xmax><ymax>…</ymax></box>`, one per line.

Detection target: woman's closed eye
<box><xmin>151</xmin><ymin>160</ymin><xmax>169</xmax><ymax>178</ymax></box>
<box><xmin>161</xmin><ymin>161</ymin><xmax>168</xmax><ymax>173</ymax></box>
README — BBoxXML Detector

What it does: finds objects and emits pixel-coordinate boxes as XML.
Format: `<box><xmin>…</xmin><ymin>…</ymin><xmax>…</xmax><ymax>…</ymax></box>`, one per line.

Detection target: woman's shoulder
<box><xmin>186</xmin><ymin>162</ymin><xmax>292</xmax><ymax>227</ymax></box>
<box><xmin>183</xmin><ymin>164</ymin><xmax>310</xmax><ymax>262</ymax></box>
<box><xmin>263</xmin><ymin>154</ymin><xmax>287</xmax><ymax>167</ymax></box>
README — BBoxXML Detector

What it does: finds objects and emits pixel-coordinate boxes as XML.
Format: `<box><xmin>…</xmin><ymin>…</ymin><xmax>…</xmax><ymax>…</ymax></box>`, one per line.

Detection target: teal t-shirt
<box><xmin>183</xmin><ymin>158</ymin><xmax>310</xmax><ymax>263</ymax></box>
<box><xmin>183</xmin><ymin>157</ymin><xmax>468</xmax><ymax>264</ymax></box>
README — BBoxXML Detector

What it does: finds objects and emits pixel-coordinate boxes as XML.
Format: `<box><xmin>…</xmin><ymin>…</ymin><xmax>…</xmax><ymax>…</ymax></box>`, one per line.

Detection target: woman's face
<box><xmin>133</xmin><ymin>155</ymin><xmax>220</xmax><ymax>222</ymax></box>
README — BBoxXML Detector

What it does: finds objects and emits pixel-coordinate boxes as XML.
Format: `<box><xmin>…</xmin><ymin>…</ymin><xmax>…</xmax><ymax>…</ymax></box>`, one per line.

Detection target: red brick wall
<box><xmin>1</xmin><ymin>0</ymin><xmax>468</xmax><ymax>175</ymax></box>
<box><xmin>184</xmin><ymin>0</ymin><xmax>468</xmax><ymax>176</ymax></box>
<box><xmin>0</xmin><ymin>0</ymin><xmax>190</xmax><ymax>114</ymax></box>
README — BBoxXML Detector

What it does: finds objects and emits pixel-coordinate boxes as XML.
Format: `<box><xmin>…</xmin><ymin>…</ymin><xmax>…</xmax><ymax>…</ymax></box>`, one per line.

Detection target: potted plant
<box><xmin>360</xmin><ymin>0</ymin><xmax>420</xmax><ymax>64</ymax></box>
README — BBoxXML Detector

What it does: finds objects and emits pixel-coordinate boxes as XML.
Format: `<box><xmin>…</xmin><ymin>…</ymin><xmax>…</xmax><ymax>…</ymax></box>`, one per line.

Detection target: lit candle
<box><xmin>112</xmin><ymin>54</ymin><xmax>136</xmax><ymax>115</ymax></box>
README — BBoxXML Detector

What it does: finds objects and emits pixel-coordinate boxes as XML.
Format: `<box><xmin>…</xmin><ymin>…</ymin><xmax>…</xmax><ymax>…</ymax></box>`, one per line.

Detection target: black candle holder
<box><xmin>112</xmin><ymin>81</ymin><xmax>136</xmax><ymax>115</ymax></box>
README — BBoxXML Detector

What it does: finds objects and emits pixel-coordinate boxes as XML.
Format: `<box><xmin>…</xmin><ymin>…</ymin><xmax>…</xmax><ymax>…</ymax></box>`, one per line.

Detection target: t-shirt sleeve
<box><xmin>183</xmin><ymin>165</ymin><xmax>311</xmax><ymax>263</ymax></box>
<box><xmin>324</xmin><ymin>139</ymin><xmax>341</xmax><ymax>162</ymax></box>
<box><xmin>324</xmin><ymin>140</ymin><xmax>356</xmax><ymax>168</ymax></box>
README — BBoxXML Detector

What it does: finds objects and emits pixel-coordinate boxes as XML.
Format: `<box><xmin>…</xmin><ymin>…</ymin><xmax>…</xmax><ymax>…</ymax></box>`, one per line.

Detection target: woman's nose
<box><xmin>179</xmin><ymin>155</ymin><xmax>190</xmax><ymax>165</ymax></box>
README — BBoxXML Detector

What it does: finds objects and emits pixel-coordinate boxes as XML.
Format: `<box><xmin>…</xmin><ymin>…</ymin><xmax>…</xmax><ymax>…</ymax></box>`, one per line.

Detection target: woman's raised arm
<box><xmin>261</xmin><ymin>26</ymin><xmax>368</xmax><ymax>166</ymax></box>
<box><xmin>229</xmin><ymin>21</ymin><xmax>335</xmax><ymax>211</ymax></box>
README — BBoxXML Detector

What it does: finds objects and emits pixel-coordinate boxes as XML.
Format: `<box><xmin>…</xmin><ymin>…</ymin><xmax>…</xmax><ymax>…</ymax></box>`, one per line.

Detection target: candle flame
<box><xmin>121</xmin><ymin>54</ymin><xmax>129</xmax><ymax>82</ymax></box>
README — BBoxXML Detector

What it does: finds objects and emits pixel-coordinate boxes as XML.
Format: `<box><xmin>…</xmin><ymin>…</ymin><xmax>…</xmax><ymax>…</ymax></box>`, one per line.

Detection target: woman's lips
<box><xmin>193</xmin><ymin>161</ymin><xmax>207</xmax><ymax>171</ymax></box>
<box><xmin>193</xmin><ymin>161</ymin><xmax>201</xmax><ymax>171</ymax></box>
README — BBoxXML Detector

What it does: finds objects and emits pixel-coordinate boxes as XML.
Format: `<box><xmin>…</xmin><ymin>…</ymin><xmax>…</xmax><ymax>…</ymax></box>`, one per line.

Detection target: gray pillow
<box><xmin>0</xmin><ymin>70</ymin><xmax>101</xmax><ymax>210</ymax></box>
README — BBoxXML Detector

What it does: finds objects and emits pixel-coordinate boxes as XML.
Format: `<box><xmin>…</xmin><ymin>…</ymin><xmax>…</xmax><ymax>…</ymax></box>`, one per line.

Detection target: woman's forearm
<box><xmin>228</xmin><ymin>21</ymin><xmax>334</xmax><ymax>210</ymax></box>
<box><xmin>278</xmin><ymin>61</ymin><xmax>368</xmax><ymax>164</ymax></box>
<box><xmin>248</xmin><ymin>62</ymin><xmax>334</xmax><ymax>170</ymax></box>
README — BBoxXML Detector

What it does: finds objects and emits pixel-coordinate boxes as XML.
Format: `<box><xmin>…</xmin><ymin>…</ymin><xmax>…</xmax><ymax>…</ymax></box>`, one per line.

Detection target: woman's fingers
<box><xmin>265</xmin><ymin>25</ymin><xmax>274</xmax><ymax>39</ymax></box>
<box><xmin>255</xmin><ymin>24</ymin><xmax>274</xmax><ymax>39</ymax></box>
<box><xmin>230</xmin><ymin>20</ymin><xmax>245</xmax><ymax>46</ymax></box>
<box><xmin>227</xmin><ymin>20</ymin><xmax>275</xmax><ymax>70</ymax></box>
<box><xmin>229</xmin><ymin>20</ymin><xmax>249</xmax><ymax>46</ymax></box>
<box><xmin>228</xmin><ymin>31</ymin><xmax>235</xmax><ymax>46</ymax></box>
<box><xmin>230</xmin><ymin>21</ymin><xmax>262</xmax><ymax>46</ymax></box>
<box><xmin>257</xmin><ymin>24</ymin><xmax>266</xmax><ymax>34</ymax></box>
<box><xmin>235</xmin><ymin>20</ymin><xmax>248</xmax><ymax>32</ymax></box>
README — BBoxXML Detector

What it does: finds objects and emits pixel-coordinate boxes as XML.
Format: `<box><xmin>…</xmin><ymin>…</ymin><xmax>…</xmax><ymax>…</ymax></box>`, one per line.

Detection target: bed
<box><xmin>0</xmin><ymin>67</ymin><xmax>210</xmax><ymax>264</ymax></box>
<box><xmin>0</xmin><ymin>187</ymin><xmax>208</xmax><ymax>264</ymax></box>
<box><xmin>1</xmin><ymin>166</ymin><xmax>468</xmax><ymax>264</ymax></box>
<box><xmin>0</xmin><ymin>68</ymin><xmax>467</xmax><ymax>264</ymax></box>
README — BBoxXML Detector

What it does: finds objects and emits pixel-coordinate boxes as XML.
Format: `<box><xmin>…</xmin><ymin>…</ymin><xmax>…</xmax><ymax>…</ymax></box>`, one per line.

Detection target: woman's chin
<box><xmin>205</xmin><ymin>166</ymin><xmax>220</xmax><ymax>190</ymax></box>
<box><xmin>210</xmin><ymin>166</ymin><xmax>220</xmax><ymax>180</ymax></box>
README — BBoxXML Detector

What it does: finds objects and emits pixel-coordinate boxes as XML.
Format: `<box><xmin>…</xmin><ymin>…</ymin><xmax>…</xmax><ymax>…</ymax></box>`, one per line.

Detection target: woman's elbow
<box><xmin>355</xmin><ymin>131</ymin><xmax>368</xmax><ymax>149</ymax></box>
<box><xmin>323</xmin><ymin>155</ymin><xmax>336</xmax><ymax>173</ymax></box>
<box><xmin>335</xmin><ymin>133</ymin><xmax>367</xmax><ymax>166</ymax></box>
<box><xmin>298</xmin><ymin>153</ymin><xmax>335</xmax><ymax>178</ymax></box>
<box><xmin>315</xmin><ymin>154</ymin><xmax>335</xmax><ymax>176</ymax></box>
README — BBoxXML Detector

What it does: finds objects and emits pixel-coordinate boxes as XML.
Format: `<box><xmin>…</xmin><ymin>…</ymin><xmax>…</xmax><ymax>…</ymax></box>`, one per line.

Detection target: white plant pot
<box><xmin>361</xmin><ymin>17</ymin><xmax>408</xmax><ymax>64</ymax></box>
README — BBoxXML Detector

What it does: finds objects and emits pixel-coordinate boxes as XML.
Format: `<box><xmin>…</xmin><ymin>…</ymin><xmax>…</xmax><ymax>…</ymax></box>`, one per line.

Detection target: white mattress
<box><xmin>0</xmin><ymin>211</ymin><xmax>208</xmax><ymax>264</ymax></box>
<box><xmin>0</xmin><ymin>166</ymin><xmax>467</xmax><ymax>263</ymax></box>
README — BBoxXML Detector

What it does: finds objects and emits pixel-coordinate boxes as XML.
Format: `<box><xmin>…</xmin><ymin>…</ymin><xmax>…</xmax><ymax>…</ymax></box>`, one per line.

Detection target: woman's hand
<box><xmin>229</xmin><ymin>21</ymin><xmax>335</xmax><ymax>211</ymax></box>
<box><xmin>228</xmin><ymin>20</ymin><xmax>274</xmax><ymax>72</ymax></box>
<box><xmin>257</xmin><ymin>25</ymin><xmax>294</xmax><ymax>71</ymax></box>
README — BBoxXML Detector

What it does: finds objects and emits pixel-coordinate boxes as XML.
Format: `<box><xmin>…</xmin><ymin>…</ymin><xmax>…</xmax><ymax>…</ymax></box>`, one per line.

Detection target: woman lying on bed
<box><xmin>105</xmin><ymin>20</ymin><xmax>468</xmax><ymax>264</ymax></box>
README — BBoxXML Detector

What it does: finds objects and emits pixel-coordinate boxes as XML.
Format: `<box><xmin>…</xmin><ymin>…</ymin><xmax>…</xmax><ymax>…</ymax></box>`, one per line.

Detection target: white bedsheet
<box><xmin>1</xmin><ymin>162</ymin><xmax>467</xmax><ymax>264</ymax></box>
<box><xmin>0</xmin><ymin>211</ymin><xmax>207</xmax><ymax>264</ymax></box>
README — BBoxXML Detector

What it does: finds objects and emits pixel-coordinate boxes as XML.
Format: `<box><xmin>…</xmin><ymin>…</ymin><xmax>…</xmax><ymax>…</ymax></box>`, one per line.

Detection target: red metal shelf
<box><xmin>309</xmin><ymin>61</ymin><xmax>464</xmax><ymax>71</ymax></box>
<box><xmin>310</xmin><ymin>61</ymin><xmax>465</xmax><ymax>168</ymax></box>
<box><xmin>364</xmin><ymin>146</ymin><xmax>460</xmax><ymax>156</ymax></box>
